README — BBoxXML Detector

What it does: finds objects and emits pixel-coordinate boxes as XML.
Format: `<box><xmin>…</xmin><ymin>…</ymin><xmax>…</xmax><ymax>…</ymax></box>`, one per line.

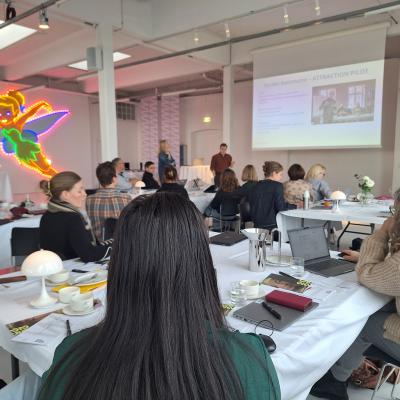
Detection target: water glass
<box><xmin>230</xmin><ymin>282</ymin><xmax>248</xmax><ymax>306</ymax></box>
<box><xmin>290</xmin><ymin>257</ymin><xmax>305</xmax><ymax>278</ymax></box>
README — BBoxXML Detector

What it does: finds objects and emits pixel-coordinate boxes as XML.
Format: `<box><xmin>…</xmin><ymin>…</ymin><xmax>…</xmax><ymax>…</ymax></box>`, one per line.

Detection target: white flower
<box><xmin>365</xmin><ymin>178</ymin><xmax>375</xmax><ymax>188</ymax></box>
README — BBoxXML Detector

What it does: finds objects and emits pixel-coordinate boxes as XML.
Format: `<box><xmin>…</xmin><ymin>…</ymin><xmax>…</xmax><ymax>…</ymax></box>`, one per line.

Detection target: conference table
<box><xmin>277</xmin><ymin>200</ymin><xmax>392</xmax><ymax>243</ymax></box>
<box><xmin>0</xmin><ymin>239</ymin><xmax>389</xmax><ymax>400</ymax></box>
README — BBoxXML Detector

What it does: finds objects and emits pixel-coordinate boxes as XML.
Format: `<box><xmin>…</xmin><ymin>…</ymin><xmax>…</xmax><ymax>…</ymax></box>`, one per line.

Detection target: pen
<box><xmin>279</xmin><ymin>271</ymin><xmax>298</xmax><ymax>282</ymax></box>
<box><xmin>66</xmin><ymin>319</ymin><xmax>72</xmax><ymax>336</ymax></box>
<box><xmin>262</xmin><ymin>301</ymin><xmax>282</xmax><ymax>320</ymax></box>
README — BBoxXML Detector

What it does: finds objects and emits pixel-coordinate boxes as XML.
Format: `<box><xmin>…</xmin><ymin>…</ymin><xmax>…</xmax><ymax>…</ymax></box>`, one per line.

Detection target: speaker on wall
<box><xmin>180</xmin><ymin>144</ymin><xmax>188</xmax><ymax>166</ymax></box>
<box><xmin>87</xmin><ymin>47</ymin><xmax>103</xmax><ymax>71</ymax></box>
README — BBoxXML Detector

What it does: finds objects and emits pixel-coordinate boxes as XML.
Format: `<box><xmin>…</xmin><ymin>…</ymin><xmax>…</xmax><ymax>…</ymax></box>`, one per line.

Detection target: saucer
<box><xmin>265</xmin><ymin>255</ymin><xmax>292</xmax><ymax>266</ymax></box>
<box><xmin>247</xmin><ymin>288</ymin><xmax>267</xmax><ymax>300</ymax></box>
<box><xmin>62</xmin><ymin>305</ymin><xmax>96</xmax><ymax>316</ymax></box>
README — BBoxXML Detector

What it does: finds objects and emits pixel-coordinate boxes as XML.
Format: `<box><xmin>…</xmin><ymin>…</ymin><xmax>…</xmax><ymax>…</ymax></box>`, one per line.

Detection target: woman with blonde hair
<box><xmin>306</xmin><ymin>163</ymin><xmax>332</xmax><ymax>201</ymax></box>
<box><xmin>158</xmin><ymin>139</ymin><xmax>176</xmax><ymax>182</ymax></box>
<box><xmin>238</xmin><ymin>164</ymin><xmax>258</xmax><ymax>198</ymax></box>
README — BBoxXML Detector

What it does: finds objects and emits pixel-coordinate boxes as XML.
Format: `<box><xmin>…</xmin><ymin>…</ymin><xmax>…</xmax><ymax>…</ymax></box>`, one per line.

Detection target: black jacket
<box><xmin>237</xmin><ymin>181</ymin><xmax>258</xmax><ymax>199</ymax></box>
<box><xmin>157</xmin><ymin>183</ymin><xmax>189</xmax><ymax>200</ymax></box>
<box><xmin>209</xmin><ymin>189</ymin><xmax>242</xmax><ymax>213</ymax></box>
<box><xmin>142</xmin><ymin>171</ymin><xmax>160</xmax><ymax>189</ymax></box>
<box><xmin>40</xmin><ymin>211</ymin><xmax>110</xmax><ymax>262</ymax></box>
<box><xmin>248</xmin><ymin>180</ymin><xmax>296</xmax><ymax>229</ymax></box>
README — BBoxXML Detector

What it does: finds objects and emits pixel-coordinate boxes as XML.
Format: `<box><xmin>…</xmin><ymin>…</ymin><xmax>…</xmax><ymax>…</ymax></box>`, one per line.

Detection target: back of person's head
<box><xmin>241</xmin><ymin>164</ymin><xmax>258</xmax><ymax>182</ymax></box>
<box><xmin>96</xmin><ymin>162</ymin><xmax>116</xmax><ymax>187</ymax></box>
<box><xmin>220</xmin><ymin>168</ymin><xmax>239</xmax><ymax>192</ymax></box>
<box><xmin>164</xmin><ymin>165</ymin><xmax>177</xmax><ymax>182</ymax></box>
<box><xmin>39</xmin><ymin>171</ymin><xmax>81</xmax><ymax>201</ymax></box>
<box><xmin>305</xmin><ymin>164</ymin><xmax>326</xmax><ymax>180</ymax></box>
<box><xmin>263</xmin><ymin>161</ymin><xmax>283</xmax><ymax>178</ymax></box>
<box><xmin>144</xmin><ymin>161</ymin><xmax>154</xmax><ymax>170</ymax></box>
<box><xmin>288</xmin><ymin>164</ymin><xmax>305</xmax><ymax>181</ymax></box>
<box><xmin>111</xmin><ymin>157</ymin><xmax>122</xmax><ymax>168</ymax></box>
<box><xmin>40</xmin><ymin>193</ymin><xmax>271</xmax><ymax>400</ymax></box>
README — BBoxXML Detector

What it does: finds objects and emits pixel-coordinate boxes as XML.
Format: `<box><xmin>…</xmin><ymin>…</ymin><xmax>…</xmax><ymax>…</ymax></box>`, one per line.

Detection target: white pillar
<box><xmin>97</xmin><ymin>24</ymin><xmax>118</xmax><ymax>162</ymax></box>
<box><xmin>222</xmin><ymin>65</ymin><xmax>234</xmax><ymax>146</ymax></box>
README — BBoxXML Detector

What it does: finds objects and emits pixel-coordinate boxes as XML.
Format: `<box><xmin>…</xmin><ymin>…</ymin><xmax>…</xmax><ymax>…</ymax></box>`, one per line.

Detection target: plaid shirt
<box><xmin>86</xmin><ymin>188</ymin><xmax>131</xmax><ymax>241</ymax></box>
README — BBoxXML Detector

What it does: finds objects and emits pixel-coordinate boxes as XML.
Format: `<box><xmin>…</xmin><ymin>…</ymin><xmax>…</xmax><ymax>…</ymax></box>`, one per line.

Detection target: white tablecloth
<box><xmin>179</xmin><ymin>165</ymin><xmax>214</xmax><ymax>185</ymax></box>
<box><xmin>0</xmin><ymin>172</ymin><xmax>12</xmax><ymax>203</ymax></box>
<box><xmin>0</xmin><ymin>241</ymin><xmax>389</xmax><ymax>400</ymax></box>
<box><xmin>277</xmin><ymin>200</ymin><xmax>392</xmax><ymax>242</ymax></box>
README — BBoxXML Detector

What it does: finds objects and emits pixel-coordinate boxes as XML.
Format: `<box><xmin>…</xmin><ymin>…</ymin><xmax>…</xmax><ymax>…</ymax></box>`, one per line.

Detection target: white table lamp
<box><xmin>21</xmin><ymin>250</ymin><xmax>63</xmax><ymax>308</ymax></box>
<box><xmin>331</xmin><ymin>191</ymin><xmax>346</xmax><ymax>213</ymax></box>
<box><xmin>134</xmin><ymin>180</ymin><xmax>146</xmax><ymax>194</ymax></box>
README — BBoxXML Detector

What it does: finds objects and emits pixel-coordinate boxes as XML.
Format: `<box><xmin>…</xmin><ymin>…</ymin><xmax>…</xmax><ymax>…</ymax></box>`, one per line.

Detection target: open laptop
<box><xmin>287</xmin><ymin>227</ymin><xmax>355</xmax><ymax>277</ymax></box>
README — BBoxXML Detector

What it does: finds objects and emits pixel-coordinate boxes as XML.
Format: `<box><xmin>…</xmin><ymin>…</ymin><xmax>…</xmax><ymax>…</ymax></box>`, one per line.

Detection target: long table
<box><xmin>0</xmin><ymin>240</ymin><xmax>389</xmax><ymax>400</ymax></box>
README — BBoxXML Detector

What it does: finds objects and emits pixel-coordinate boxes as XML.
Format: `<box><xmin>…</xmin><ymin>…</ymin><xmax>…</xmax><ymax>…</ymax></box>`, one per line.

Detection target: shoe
<box><xmin>310</xmin><ymin>370</ymin><xmax>349</xmax><ymax>400</ymax></box>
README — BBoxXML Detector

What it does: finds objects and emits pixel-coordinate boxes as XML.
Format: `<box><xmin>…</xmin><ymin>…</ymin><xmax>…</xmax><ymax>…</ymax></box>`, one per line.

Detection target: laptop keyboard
<box><xmin>308</xmin><ymin>259</ymin><xmax>354</xmax><ymax>275</ymax></box>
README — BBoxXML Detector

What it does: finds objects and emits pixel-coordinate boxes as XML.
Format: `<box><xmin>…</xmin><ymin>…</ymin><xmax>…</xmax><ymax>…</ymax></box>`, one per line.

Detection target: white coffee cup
<box><xmin>70</xmin><ymin>293</ymin><xmax>94</xmax><ymax>313</ymax></box>
<box><xmin>48</xmin><ymin>270</ymin><xmax>69</xmax><ymax>284</ymax></box>
<box><xmin>239</xmin><ymin>280</ymin><xmax>260</xmax><ymax>298</ymax></box>
<box><xmin>59</xmin><ymin>286</ymin><xmax>80</xmax><ymax>304</ymax></box>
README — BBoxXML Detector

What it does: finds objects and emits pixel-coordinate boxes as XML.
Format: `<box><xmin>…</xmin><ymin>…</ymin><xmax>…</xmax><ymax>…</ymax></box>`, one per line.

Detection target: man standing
<box><xmin>86</xmin><ymin>162</ymin><xmax>132</xmax><ymax>241</ymax></box>
<box><xmin>210</xmin><ymin>143</ymin><xmax>233</xmax><ymax>187</ymax></box>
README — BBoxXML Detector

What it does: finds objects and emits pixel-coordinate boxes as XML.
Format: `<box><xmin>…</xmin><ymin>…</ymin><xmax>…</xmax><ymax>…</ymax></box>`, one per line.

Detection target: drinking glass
<box><xmin>230</xmin><ymin>281</ymin><xmax>247</xmax><ymax>306</ymax></box>
<box><xmin>290</xmin><ymin>257</ymin><xmax>305</xmax><ymax>278</ymax></box>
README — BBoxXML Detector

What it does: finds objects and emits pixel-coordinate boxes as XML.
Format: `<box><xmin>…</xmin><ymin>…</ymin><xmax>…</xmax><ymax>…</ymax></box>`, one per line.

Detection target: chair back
<box><xmin>104</xmin><ymin>217</ymin><xmax>118</xmax><ymax>241</ymax></box>
<box><xmin>85</xmin><ymin>189</ymin><xmax>98</xmax><ymax>196</ymax></box>
<box><xmin>220</xmin><ymin>195</ymin><xmax>240</xmax><ymax>217</ymax></box>
<box><xmin>10</xmin><ymin>227</ymin><xmax>41</xmax><ymax>266</ymax></box>
<box><xmin>240</xmin><ymin>201</ymin><xmax>252</xmax><ymax>223</ymax></box>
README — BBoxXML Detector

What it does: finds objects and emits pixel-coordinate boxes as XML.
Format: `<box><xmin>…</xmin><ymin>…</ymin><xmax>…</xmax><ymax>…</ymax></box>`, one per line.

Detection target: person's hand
<box><xmin>380</xmin><ymin>217</ymin><xmax>395</xmax><ymax>235</ymax></box>
<box><xmin>341</xmin><ymin>249</ymin><xmax>359</xmax><ymax>263</ymax></box>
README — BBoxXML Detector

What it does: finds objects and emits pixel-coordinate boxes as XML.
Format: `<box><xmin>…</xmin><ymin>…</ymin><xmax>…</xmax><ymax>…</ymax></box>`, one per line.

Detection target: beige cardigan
<box><xmin>356</xmin><ymin>229</ymin><xmax>400</xmax><ymax>343</ymax></box>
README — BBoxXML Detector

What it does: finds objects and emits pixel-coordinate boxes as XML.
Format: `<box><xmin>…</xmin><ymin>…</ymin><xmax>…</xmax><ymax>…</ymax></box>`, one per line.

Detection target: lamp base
<box><xmin>30</xmin><ymin>277</ymin><xmax>58</xmax><ymax>308</ymax></box>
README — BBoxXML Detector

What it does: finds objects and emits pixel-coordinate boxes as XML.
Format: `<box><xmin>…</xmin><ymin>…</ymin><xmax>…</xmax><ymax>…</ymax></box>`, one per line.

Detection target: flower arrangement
<box><xmin>354</xmin><ymin>174</ymin><xmax>375</xmax><ymax>193</ymax></box>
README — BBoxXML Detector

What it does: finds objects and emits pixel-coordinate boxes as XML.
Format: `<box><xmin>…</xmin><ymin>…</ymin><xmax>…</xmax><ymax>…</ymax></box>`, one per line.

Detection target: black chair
<box><xmin>85</xmin><ymin>188</ymin><xmax>98</xmax><ymax>196</ymax></box>
<box><xmin>10</xmin><ymin>227</ymin><xmax>40</xmax><ymax>266</ymax></box>
<box><xmin>239</xmin><ymin>201</ymin><xmax>252</xmax><ymax>228</ymax></box>
<box><xmin>103</xmin><ymin>218</ymin><xmax>118</xmax><ymax>241</ymax></box>
<box><xmin>213</xmin><ymin>197</ymin><xmax>241</xmax><ymax>232</ymax></box>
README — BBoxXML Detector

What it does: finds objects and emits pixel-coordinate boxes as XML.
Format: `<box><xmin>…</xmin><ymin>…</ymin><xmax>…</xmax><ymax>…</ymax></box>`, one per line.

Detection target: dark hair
<box><xmin>164</xmin><ymin>165</ymin><xmax>177</xmax><ymax>182</ymax></box>
<box><xmin>96</xmin><ymin>162</ymin><xmax>116</xmax><ymax>187</ymax></box>
<box><xmin>263</xmin><ymin>161</ymin><xmax>283</xmax><ymax>178</ymax></box>
<box><xmin>220</xmin><ymin>168</ymin><xmax>239</xmax><ymax>192</ymax></box>
<box><xmin>144</xmin><ymin>161</ymin><xmax>154</xmax><ymax>169</ymax></box>
<box><xmin>39</xmin><ymin>193</ymin><xmax>278</xmax><ymax>400</ymax></box>
<box><xmin>220</xmin><ymin>143</ymin><xmax>228</xmax><ymax>148</ymax></box>
<box><xmin>287</xmin><ymin>164</ymin><xmax>305</xmax><ymax>181</ymax></box>
<box><xmin>39</xmin><ymin>171</ymin><xmax>81</xmax><ymax>200</ymax></box>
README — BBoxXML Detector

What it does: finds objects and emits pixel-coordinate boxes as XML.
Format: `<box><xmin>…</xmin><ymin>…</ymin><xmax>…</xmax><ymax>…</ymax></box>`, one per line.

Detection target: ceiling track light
<box><xmin>193</xmin><ymin>30</ymin><xmax>199</xmax><ymax>43</ymax></box>
<box><xmin>38</xmin><ymin>8</ymin><xmax>49</xmax><ymax>29</ymax></box>
<box><xmin>314</xmin><ymin>0</ymin><xmax>321</xmax><ymax>16</ymax></box>
<box><xmin>5</xmin><ymin>0</ymin><xmax>16</xmax><ymax>21</ymax></box>
<box><xmin>224</xmin><ymin>22</ymin><xmax>230</xmax><ymax>39</ymax></box>
<box><xmin>283</xmin><ymin>4</ymin><xmax>289</xmax><ymax>24</ymax></box>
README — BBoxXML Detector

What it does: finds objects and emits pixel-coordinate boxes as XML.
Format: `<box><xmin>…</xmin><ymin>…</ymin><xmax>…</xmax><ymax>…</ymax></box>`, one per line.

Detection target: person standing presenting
<box><xmin>210</xmin><ymin>143</ymin><xmax>233</xmax><ymax>187</ymax></box>
<box><xmin>158</xmin><ymin>140</ymin><xmax>176</xmax><ymax>183</ymax></box>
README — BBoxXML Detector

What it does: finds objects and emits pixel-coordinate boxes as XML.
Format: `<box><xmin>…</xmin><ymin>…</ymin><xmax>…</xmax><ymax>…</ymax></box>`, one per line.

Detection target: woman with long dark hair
<box><xmin>38</xmin><ymin>193</ymin><xmax>280</xmax><ymax>400</ymax></box>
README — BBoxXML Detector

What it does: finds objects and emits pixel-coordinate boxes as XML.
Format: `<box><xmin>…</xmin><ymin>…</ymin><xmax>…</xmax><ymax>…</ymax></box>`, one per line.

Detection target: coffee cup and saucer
<box><xmin>62</xmin><ymin>292</ymin><xmax>97</xmax><ymax>316</ymax></box>
<box><xmin>239</xmin><ymin>280</ymin><xmax>266</xmax><ymax>300</ymax></box>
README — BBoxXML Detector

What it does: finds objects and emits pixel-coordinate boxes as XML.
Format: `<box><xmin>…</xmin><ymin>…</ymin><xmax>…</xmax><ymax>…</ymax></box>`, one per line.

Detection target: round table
<box><xmin>179</xmin><ymin>165</ymin><xmax>214</xmax><ymax>185</ymax></box>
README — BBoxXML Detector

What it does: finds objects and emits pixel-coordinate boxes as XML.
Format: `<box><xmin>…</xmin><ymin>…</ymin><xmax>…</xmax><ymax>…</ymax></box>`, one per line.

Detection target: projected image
<box><xmin>311</xmin><ymin>80</ymin><xmax>376</xmax><ymax>125</ymax></box>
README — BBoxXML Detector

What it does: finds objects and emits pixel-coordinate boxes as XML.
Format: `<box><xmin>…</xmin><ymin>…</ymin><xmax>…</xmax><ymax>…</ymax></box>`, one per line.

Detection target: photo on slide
<box><xmin>311</xmin><ymin>79</ymin><xmax>376</xmax><ymax>125</ymax></box>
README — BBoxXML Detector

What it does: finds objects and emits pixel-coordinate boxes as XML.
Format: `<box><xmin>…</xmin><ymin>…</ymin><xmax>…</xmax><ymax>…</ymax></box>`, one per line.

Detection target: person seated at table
<box><xmin>142</xmin><ymin>161</ymin><xmax>160</xmax><ymax>189</ymax></box>
<box><xmin>248</xmin><ymin>161</ymin><xmax>297</xmax><ymax>230</ymax></box>
<box><xmin>238</xmin><ymin>164</ymin><xmax>258</xmax><ymax>198</ymax></box>
<box><xmin>305</xmin><ymin>163</ymin><xmax>332</xmax><ymax>201</ymax></box>
<box><xmin>86</xmin><ymin>161</ymin><xmax>132</xmax><ymax>241</ymax></box>
<box><xmin>39</xmin><ymin>171</ymin><xmax>112</xmax><ymax>262</ymax></box>
<box><xmin>112</xmin><ymin>157</ymin><xmax>137</xmax><ymax>191</ymax></box>
<box><xmin>37</xmin><ymin>193</ymin><xmax>281</xmax><ymax>400</ymax></box>
<box><xmin>311</xmin><ymin>189</ymin><xmax>400</xmax><ymax>400</ymax></box>
<box><xmin>157</xmin><ymin>166</ymin><xmax>189</xmax><ymax>200</ymax></box>
<box><xmin>283</xmin><ymin>164</ymin><xmax>314</xmax><ymax>205</ymax></box>
<box><xmin>204</xmin><ymin>169</ymin><xmax>242</xmax><ymax>226</ymax></box>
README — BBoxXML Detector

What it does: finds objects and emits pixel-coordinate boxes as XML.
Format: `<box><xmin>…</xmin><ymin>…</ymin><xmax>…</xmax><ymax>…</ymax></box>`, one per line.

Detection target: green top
<box><xmin>39</xmin><ymin>328</ymin><xmax>281</xmax><ymax>400</ymax></box>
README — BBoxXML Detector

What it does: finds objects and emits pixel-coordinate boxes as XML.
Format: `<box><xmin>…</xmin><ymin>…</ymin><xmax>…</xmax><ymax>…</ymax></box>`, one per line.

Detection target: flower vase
<box><xmin>358</xmin><ymin>191</ymin><xmax>373</xmax><ymax>206</ymax></box>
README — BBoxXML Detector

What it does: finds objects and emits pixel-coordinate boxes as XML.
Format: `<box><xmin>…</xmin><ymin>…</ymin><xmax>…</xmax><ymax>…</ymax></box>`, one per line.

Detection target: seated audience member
<box><xmin>204</xmin><ymin>168</ymin><xmax>242</xmax><ymax>220</ymax></box>
<box><xmin>238</xmin><ymin>164</ymin><xmax>258</xmax><ymax>198</ymax></box>
<box><xmin>38</xmin><ymin>193</ymin><xmax>281</xmax><ymax>400</ymax></box>
<box><xmin>112</xmin><ymin>157</ymin><xmax>136</xmax><ymax>191</ymax></box>
<box><xmin>39</xmin><ymin>172</ymin><xmax>112</xmax><ymax>262</ymax></box>
<box><xmin>86</xmin><ymin>161</ymin><xmax>132</xmax><ymax>241</ymax></box>
<box><xmin>248</xmin><ymin>161</ymin><xmax>296</xmax><ymax>230</ymax></box>
<box><xmin>283</xmin><ymin>164</ymin><xmax>314</xmax><ymax>205</ymax></box>
<box><xmin>157</xmin><ymin>166</ymin><xmax>189</xmax><ymax>200</ymax></box>
<box><xmin>142</xmin><ymin>161</ymin><xmax>160</xmax><ymax>189</ymax></box>
<box><xmin>305</xmin><ymin>163</ymin><xmax>332</xmax><ymax>201</ymax></box>
<box><xmin>311</xmin><ymin>190</ymin><xmax>400</xmax><ymax>400</ymax></box>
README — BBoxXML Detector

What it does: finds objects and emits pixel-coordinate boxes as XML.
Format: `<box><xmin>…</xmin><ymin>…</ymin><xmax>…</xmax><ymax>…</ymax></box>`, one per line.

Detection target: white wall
<box><xmin>181</xmin><ymin>59</ymin><xmax>400</xmax><ymax>194</ymax></box>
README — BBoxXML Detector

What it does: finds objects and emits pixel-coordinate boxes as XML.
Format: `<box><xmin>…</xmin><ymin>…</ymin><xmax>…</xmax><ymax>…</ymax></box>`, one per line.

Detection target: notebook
<box><xmin>209</xmin><ymin>232</ymin><xmax>247</xmax><ymax>246</ymax></box>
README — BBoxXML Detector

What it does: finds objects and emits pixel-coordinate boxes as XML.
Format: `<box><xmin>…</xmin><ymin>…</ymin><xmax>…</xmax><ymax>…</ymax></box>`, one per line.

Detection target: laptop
<box><xmin>287</xmin><ymin>227</ymin><xmax>355</xmax><ymax>277</ymax></box>
<box><xmin>209</xmin><ymin>232</ymin><xmax>247</xmax><ymax>246</ymax></box>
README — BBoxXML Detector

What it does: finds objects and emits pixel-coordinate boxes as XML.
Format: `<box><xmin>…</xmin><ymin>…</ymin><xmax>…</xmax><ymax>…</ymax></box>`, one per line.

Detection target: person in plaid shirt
<box><xmin>86</xmin><ymin>162</ymin><xmax>132</xmax><ymax>241</ymax></box>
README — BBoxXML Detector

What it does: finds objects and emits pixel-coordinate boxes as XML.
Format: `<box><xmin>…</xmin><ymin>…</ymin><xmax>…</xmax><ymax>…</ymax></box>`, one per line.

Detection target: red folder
<box><xmin>265</xmin><ymin>290</ymin><xmax>313</xmax><ymax>312</ymax></box>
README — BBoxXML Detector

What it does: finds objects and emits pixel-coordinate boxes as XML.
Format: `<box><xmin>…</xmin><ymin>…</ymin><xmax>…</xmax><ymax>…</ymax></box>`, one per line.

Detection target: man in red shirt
<box><xmin>210</xmin><ymin>143</ymin><xmax>233</xmax><ymax>187</ymax></box>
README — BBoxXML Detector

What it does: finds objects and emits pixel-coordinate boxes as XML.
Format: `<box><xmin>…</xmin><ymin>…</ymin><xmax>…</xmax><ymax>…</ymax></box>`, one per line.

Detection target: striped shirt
<box><xmin>86</xmin><ymin>188</ymin><xmax>131</xmax><ymax>241</ymax></box>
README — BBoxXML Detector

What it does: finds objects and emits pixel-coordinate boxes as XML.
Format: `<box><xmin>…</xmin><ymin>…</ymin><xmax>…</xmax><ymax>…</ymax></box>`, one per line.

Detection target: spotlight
<box><xmin>193</xmin><ymin>30</ymin><xmax>199</xmax><ymax>43</ymax></box>
<box><xmin>314</xmin><ymin>0</ymin><xmax>321</xmax><ymax>16</ymax></box>
<box><xmin>224</xmin><ymin>22</ymin><xmax>230</xmax><ymax>39</ymax></box>
<box><xmin>283</xmin><ymin>4</ymin><xmax>289</xmax><ymax>24</ymax></box>
<box><xmin>38</xmin><ymin>8</ymin><xmax>50</xmax><ymax>30</ymax></box>
<box><xmin>5</xmin><ymin>1</ymin><xmax>16</xmax><ymax>21</ymax></box>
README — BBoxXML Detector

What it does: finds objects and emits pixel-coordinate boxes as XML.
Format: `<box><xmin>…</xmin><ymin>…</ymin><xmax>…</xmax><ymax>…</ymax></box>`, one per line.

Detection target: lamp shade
<box><xmin>134</xmin><ymin>180</ymin><xmax>146</xmax><ymax>188</ymax></box>
<box><xmin>330</xmin><ymin>191</ymin><xmax>346</xmax><ymax>201</ymax></box>
<box><xmin>21</xmin><ymin>250</ymin><xmax>63</xmax><ymax>277</ymax></box>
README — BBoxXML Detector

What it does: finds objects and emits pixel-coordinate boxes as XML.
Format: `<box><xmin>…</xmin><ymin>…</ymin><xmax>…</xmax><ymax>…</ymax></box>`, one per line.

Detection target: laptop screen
<box><xmin>288</xmin><ymin>227</ymin><xmax>330</xmax><ymax>262</ymax></box>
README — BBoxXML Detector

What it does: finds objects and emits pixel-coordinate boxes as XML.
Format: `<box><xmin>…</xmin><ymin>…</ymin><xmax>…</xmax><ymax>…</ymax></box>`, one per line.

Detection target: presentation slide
<box><xmin>252</xmin><ymin>60</ymin><xmax>384</xmax><ymax>150</ymax></box>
